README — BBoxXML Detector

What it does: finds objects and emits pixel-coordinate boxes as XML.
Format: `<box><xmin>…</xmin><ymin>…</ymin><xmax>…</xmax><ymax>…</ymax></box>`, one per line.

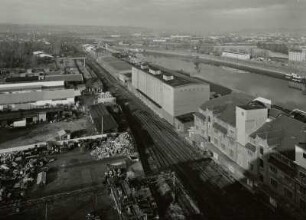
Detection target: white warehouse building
<box><xmin>132</xmin><ymin>64</ymin><xmax>210</xmax><ymax>126</ymax></box>
<box><xmin>221</xmin><ymin>51</ymin><xmax>251</xmax><ymax>60</ymax></box>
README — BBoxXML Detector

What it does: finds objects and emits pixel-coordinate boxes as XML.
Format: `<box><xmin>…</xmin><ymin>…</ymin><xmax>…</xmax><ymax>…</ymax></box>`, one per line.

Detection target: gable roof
<box><xmin>200</xmin><ymin>92</ymin><xmax>253</xmax><ymax>127</ymax></box>
<box><xmin>250</xmin><ymin>115</ymin><xmax>305</xmax><ymax>160</ymax></box>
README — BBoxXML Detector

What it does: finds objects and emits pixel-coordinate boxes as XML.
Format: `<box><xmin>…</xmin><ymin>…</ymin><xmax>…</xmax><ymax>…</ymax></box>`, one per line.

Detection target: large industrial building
<box><xmin>0</xmin><ymin>81</ymin><xmax>80</xmax><ymax>111</ymax></box>
<box><xmin>132</xmin><ymin>64</ymin><xmax>210</xmax><ymax>127</ymax></box>
<box><xmin>189</xmin><ymin>93</ymin><xmax>306</xmax><ymax>216</ymax></box>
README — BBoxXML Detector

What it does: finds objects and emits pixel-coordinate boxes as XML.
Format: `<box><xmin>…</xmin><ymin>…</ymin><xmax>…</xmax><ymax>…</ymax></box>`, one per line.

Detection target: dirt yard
<box><xmin>0</xmin><ymin>117</ymin><xmax>95</xmax><ymax>149</ymax></box>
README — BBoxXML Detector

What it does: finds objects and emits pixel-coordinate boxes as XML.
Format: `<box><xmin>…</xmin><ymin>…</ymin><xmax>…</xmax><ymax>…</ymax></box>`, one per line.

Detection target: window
<box><xmin>259</xmin><ymin>159</ymin><xmax>264</xmax><ymax>168</ymax></box>
<box><xmin>270</xmin><ymin>178</ymin><xmax>278</xmax><ymax>188</ymax></box>
<box><xmin>208</xmin><ymin>116</ymin><xmax>211</xmax><ymax>122</ymax></box>
<box><xmin>208</xmin><ymin>136</ymin><xmax>211</xmax><ymax>142</ymax></box>
<box><xmin>269</xmin><ymin>166</ymin><xmax>277</xmax><ymax>174</ymax></box>
<box><xmin>260</xmin><ymin>147</ymin><xmax>264</xmax><ymax>155</ymax></box>
<box><xmin>259</xmin><ymin>174</ymin><xmax>264</xmax><ymax>182</ymax></box>
<box><xmin>284</xmin><ymin>188</ymin><xmax>293</xmax><ymax>199</ymax></box>
<box><xmin>303</xmin><ymin>153</ymin><xmax>306</xmax><ymax>159</ymax></box>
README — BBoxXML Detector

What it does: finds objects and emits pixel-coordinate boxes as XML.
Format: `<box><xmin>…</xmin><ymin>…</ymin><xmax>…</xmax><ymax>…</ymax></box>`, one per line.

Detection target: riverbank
<box><xmin>144</xmin><ymin>54</ymin><xmax>306</xmax><ymax>111</ymax></box>
<box><xmin>144</xmin><ymin>50</ymin><xmax>290</xmax><ymax>81</ymax></box>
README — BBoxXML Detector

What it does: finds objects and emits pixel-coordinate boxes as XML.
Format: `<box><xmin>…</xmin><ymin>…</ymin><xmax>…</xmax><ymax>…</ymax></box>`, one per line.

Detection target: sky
<box><xmin>0</xmin><ymin>0</ymin><xmax>306</xmax><ymax>33</ymax></box>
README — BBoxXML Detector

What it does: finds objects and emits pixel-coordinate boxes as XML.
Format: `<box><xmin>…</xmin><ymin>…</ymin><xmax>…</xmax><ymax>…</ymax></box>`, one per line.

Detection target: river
<box><xmin>144</xmin><ymin>54</ymin><xmax>306</xmax><ymax>111</ymax></box>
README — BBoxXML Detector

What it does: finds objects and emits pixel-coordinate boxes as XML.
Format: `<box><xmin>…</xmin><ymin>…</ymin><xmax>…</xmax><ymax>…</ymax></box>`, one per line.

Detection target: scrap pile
<box><xmin>106</xmin><ymin>167</ymin><xmax>159</xmax><ymax>219</ymax></box>
<box><xmin>0</xmin><ymin>146</ymin><xmax>51</xmax><ymax>204</ymax></box>
<box><xmin>90</xmin><ymin>132</ymin><xmax>135</xmax><ymax>160</ymax></box>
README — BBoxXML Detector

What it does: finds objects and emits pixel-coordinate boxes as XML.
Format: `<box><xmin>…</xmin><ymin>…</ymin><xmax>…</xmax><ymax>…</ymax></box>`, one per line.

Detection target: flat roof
<box><xmin>134</xmin><ymin>64</ymin><xmax>207</xmax><ymax>88</ymax></box>
<box><xmin>238</xmin><ymin>101</ymin><xmax>267</xmax><ymax>110</ymax></box>
<box><xmin>0</xmin><ymin>81</ymin><xmax>65</xmax><ymax>92</ymax></box>
<box><xmin>44</xmin><ymin>74</ymin><xmax>84</xmax><ymax>82</ymax></box>
<box><xmin>101</xmin><ymin>56</ymin><xmax>132</xmax><ymax>72</ymax></box>
<box><xmin>0</xmin><ymin>89</ymin><xmax>77</xmax><ymax>105</ymax></box>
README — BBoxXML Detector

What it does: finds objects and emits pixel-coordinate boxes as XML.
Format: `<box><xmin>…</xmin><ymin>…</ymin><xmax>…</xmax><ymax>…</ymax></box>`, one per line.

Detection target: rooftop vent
<box><xmin>149</xmin><ymin>68</ymin><xmax>161</xmax><ymax>75</ymax></box>
<box><xmin>163</xmin><ymin>75</ymin><xmax>174</xmax><ymax>81</ymax></box>
<box><xmin>140</xmin><ymin>64</ymin><xmax>149</xmax><ymax>70</ymax></box>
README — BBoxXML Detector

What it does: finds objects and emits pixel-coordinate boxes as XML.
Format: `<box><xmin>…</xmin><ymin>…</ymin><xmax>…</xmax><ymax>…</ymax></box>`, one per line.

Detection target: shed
<box><xmin>89</xmin><ymin>103</ymin><xmax>118</xmax><ymax>133</ymax></box>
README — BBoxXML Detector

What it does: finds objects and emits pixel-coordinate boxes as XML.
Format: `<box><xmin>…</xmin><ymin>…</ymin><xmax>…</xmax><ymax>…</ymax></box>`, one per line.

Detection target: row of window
<box><xmin>179</xmin><ymin>87</ymin><xmax>207</xmax><ymax>92</ymax></box>
<box><xmin>270</xmin><ymin>177</ymin><xmax>306</xmax><ymax>211</ymax></box>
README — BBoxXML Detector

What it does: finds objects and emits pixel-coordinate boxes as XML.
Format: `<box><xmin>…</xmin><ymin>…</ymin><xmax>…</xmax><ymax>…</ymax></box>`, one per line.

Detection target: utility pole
<box><xmin>172</xmin><ymin>172</ymin><xmax>177</xmax><ymax>202</ymax></box>
<box><xmin>101</xmin><ymin>115</ymin><xmax>104</xmax><ymax>134</ymax></box>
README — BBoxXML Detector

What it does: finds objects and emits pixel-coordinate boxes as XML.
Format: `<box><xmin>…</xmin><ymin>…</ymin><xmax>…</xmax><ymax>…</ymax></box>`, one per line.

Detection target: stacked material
<box><xmin>165</xmin><ymin>203</ymin><xmax>186</xmax><ymax>220</ymax></box>
<box><xmin>90</xmin><ymin>132</ymin><xmax>135</xmax><ymax>160</ymax></box>
<box><xmin>0</xmin><ymin>146</ymin><xmax>50</xmax><ymax>203</ymax></box>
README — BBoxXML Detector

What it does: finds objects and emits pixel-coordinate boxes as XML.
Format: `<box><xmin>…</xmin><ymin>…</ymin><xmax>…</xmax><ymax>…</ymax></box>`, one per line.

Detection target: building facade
<box><xmin>132</xmin><ymin>65</ymin><xmax>210</xmax><ymax>125</ymax></box>
<box><xmin>221</xmin><ymin>51</ymin><xmax>251</xmax><ymax>60</ymax></box>
<box><xmin>189</xmin><ymin>93</ymin><xmax>306</xmax><ymax>217</ymax></box>
<box><xmin>289</xmin><ymin>49</ymin><xmax>306</xmax><ymax>62</ymax></box>
<box><xmin>0</xmin><ymin>81</ymin><xmax>79</xmax><ymax>111</ymax></box>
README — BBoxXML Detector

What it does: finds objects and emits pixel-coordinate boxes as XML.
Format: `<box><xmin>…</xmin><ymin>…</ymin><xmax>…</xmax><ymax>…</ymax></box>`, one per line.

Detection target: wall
<box><xmin>289</xmin><ymin>51</ymin><xmax>306</xmax><ymax>62</ymax></box>
<box><xmin>236</xmin><ymin>107</ymin><xmax>268</xmax><ymax>146</ymax></box>
<box><xmin>296</xmin><ymin>145</ymin><xmax>306</xmax><ymax>169</ymax></box>
<box><xmin>173</xmin><ymin>84</ymin><xmax>210</xmax><ymax>117</ymax></box>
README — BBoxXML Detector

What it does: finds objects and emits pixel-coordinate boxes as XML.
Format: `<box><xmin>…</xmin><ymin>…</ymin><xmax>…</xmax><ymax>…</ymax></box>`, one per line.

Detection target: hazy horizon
<box><xmin>1</xmin><ymin>0</ymin><xmax>306</xmax><ymax>34</ymax></box>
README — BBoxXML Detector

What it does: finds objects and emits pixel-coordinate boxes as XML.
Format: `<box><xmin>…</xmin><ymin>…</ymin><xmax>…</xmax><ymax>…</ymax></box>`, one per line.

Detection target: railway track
<box><xmin>85</xmin><ymin>55</ymin><xmax>292</xmax><ymax>220</ymax></box>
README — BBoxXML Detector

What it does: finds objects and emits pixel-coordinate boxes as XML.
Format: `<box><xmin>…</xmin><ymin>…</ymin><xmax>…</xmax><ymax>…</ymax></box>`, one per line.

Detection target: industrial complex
<box><xmin>131</xmin><ymin>64</ymin><xmax>210</xmax><ymax>127</ymax></box>
<box><xmin>1</xmin><ymin>21</ymin><xmax>306</xmax><ymax>220</ymax></box>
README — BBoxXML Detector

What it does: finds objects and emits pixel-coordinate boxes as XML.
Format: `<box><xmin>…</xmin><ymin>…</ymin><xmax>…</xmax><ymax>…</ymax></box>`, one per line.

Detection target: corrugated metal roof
<box><xmin>0</xmin><ymin>89</ymin><xmax>77</xmax><ymax>105</ymax></box>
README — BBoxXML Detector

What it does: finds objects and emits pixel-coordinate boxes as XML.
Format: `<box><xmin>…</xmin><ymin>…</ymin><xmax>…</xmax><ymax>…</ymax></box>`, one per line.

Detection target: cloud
<box><xmin>0</xmin><ymin>0</ymin><xmax>305</xmax><ymax>33</ymax></box>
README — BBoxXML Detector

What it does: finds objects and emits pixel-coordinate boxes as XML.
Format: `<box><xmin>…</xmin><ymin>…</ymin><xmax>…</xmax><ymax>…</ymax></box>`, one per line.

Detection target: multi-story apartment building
<box><xmin>289</xmin><ymin>49</ymin><xmax>306</xmax><ymax>62</ymax></box>
<box><xmin>132</xmin><ymin>64</ymin><xmax>210</xmax><ymax>128</ymax></box>
<box><xmin>248</xmin><ymin>115</ymin><xmax>306</xmax><ymax>214</ymax></box>
<box><xmin>190</xmin><ymin>93</ymin><xmax>306</xmax><ymax>216</ymax></box>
